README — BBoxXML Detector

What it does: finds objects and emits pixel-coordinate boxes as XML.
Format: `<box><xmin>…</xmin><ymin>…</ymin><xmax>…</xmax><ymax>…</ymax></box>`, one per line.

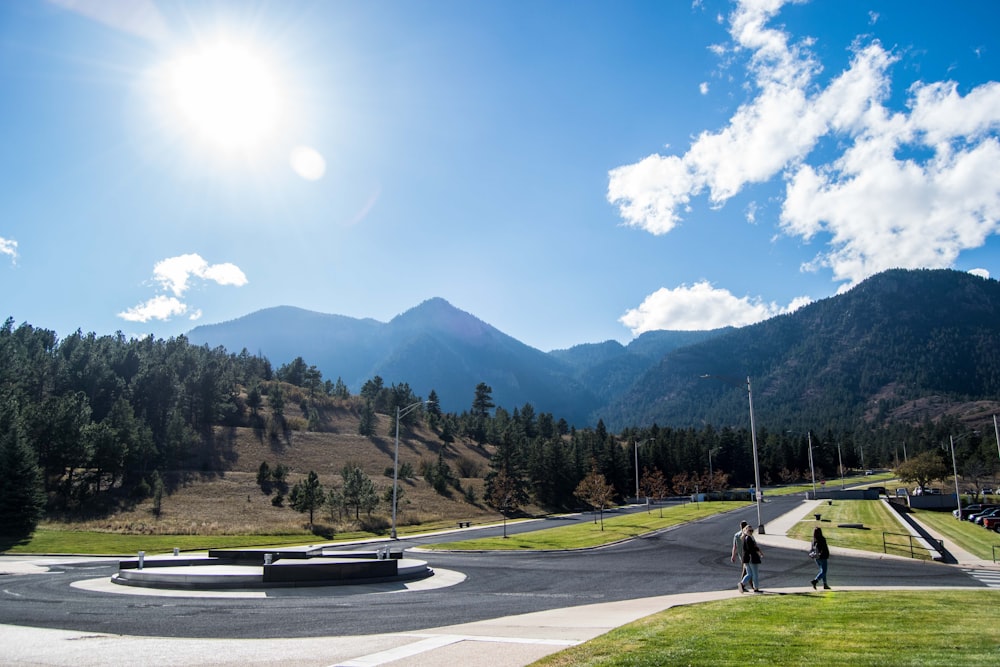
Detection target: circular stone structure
<box><xmin>113</xmin><ymin>546</ymin><xmax>432</xmax><ymax>590</ymax></box>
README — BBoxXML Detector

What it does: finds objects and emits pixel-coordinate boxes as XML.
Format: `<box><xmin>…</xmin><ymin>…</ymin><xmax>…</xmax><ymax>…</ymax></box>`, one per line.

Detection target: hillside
<box><xmin>187</xmin><ymin>269</ymin><xmax>1000</xmax><ymax>434</ymax></box>
<box><xmin>70</xmin><ymin>397</ymin><xmax>503</xmax><ymax>536</ymax></box>
<box><xmin>602</xmin><ymin>269</ymin><xmax>1000</xmax><ymax>431</ymax></box>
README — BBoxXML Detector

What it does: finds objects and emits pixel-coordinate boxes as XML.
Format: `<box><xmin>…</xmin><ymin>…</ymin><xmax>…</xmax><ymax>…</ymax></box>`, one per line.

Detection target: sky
<box><xmin>2</xmin><ymin>0</ymin><xmax>999</xmax><ymax>353</ymax></box>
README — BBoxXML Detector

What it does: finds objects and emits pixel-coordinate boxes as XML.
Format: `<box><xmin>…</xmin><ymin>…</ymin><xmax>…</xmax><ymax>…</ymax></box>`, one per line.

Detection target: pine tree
<box><xmin>290</xmin><ymin>470</ymin><xmax>325</xmax><ymax>527</ymax></box>
<box><xmin>0</xmin><ymin>401</ymin><xmax>46</xmax><ymax>538</ymax></box>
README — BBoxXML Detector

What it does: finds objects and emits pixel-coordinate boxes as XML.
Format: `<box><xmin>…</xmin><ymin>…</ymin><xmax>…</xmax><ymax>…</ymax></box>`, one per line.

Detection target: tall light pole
<box><xmin>994</xmin><ymin>415</ymin><xmax>1000</xmax><ymax>467</ymax></box>
<box><xmin>392</xmin><ymin>399</ymin><xmax>433</xmax><ymax>539</ymax></box>
<box><xmin>746</xmin><ymin>376</ymin><xmax>764</xmax><ymax>533</ymax></box>
<box><xmin>807</xmin><ymin>431</ymin><xmax>817</xmax><ymax>499</ymax></box>
<box><xmin>837</xmin><ymin>442</ymin><xmax>845</xmax><ymax>489</ymax></box>
<box><xmin>948</xmin><ymin>431</ymin><xmax>977</xmax><ymax>521</ymax></box>
<box><xmin>634</xmin><ymin>439</ymin><xmax>640</xmax><ymax>503</ymax></box>
<box><xmin>701</xmin><ymin>374</ymin><xmax>765</xmax><ymax>534</ymax></box>
<box><xmin>949</xmin><ymin>435</ymin><xmax>962</xmax><ymax>521</ymax></box>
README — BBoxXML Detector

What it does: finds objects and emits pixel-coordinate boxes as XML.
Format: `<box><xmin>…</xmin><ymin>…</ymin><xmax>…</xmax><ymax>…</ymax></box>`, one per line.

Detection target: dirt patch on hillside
<box><xmin>65</xmin><ymin>415</ymin><xmax>505</xmax><ymax>536</ymax></box>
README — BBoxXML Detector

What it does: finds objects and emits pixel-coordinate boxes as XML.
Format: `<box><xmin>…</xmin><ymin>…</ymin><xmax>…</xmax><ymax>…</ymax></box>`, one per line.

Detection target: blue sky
<box><xmin>2</xmin><ymin>0</ymin><xmax>999</xmax><ymax>352</ymax></box>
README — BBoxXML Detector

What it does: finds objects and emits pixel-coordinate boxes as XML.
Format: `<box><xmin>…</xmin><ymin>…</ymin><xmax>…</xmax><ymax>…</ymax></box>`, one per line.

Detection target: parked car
<box><xmin>982</xmin><ymin>515</ymin><xmax>1000</xmax><ymax>532</ymax></box>
<box><xmin>971</xmin><ymin>507</ymin><xmax>1000</xmax><ymax>525</ymax></box>
<box><xmin>954</xmin><ymin>504</ymin><xmax>996</xmax><ymax>520</ymax></box>
<box><xmin>964</xmin><ymin>506</ymin><xmax>995</xmax><ymax>522</ymax></box>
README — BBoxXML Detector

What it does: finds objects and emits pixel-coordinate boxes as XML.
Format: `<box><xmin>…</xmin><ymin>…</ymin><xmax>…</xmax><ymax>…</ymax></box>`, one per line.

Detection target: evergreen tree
<box><xmin>0</xmin><ymin>401</ymin><xmax>46</xmax><ymax>538</ymax></box>
<box><xmin>290</xmin><ymin>470</ymin><xmax>325</xmax><ymax>527</ymax></box>
<box><xmin>358</xmin><ymin>401</ymin><xmax>376</xmax><ymax>437</ymax></box>
<box><xmin>470</xmin><ymin>382</ymin><xmax>494</xmax><ymax>444</ymax></box>
<box><xmin>340</xmin><ymin>465</ymin><xmax>378</xmax><ymax>519</ymax></box>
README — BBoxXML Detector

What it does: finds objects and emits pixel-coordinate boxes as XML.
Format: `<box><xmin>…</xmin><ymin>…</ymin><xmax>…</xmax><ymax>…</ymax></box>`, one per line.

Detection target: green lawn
<box><xmin>767</xmin><ymin>472</ymin><xmax>895</xmax><ymax>497</ymax></box>
<box><xmin>424</xmin><ymin>501</ymin><xmax>748</xmax><ymax>551</ymax></box>
<box><xmin>532</xmin><ymin>590</ymin><xmax>1000</xmax><ymax>666</ymax></box>
<box><xmin>913</xmin><ymin>508</ymin><xmax>1000</xmax><ymax>561</ymax></box>
<box><xmin>785</xmin><ymin>498</ymin><xmax>930</xmax><ymax>558</ymax></box>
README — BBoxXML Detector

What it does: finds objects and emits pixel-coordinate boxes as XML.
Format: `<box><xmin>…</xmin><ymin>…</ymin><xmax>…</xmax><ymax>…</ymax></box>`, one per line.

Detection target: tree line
<box><xmin>1</xmin><ymin>317</ymin><xmax>996</xmax><ymax>540</ymax></box>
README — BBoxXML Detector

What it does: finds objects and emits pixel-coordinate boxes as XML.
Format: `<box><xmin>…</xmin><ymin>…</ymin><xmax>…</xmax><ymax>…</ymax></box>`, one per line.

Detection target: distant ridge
<box><xmin>188</xmin><ymin>269</ymin><xmax>1000</xmax><ymax>431</ymax></box>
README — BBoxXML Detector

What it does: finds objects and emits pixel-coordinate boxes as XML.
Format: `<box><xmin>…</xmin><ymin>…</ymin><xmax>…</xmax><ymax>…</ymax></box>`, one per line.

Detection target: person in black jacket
<box><xmin>810</xmin><ymin>526</ymin><xmax>831</xmax><ymax>590</ymax></box>
<box><xmin>739</xmin><ymin>526</ymin><xmax>763</xmax><ymax>593</ymax></box>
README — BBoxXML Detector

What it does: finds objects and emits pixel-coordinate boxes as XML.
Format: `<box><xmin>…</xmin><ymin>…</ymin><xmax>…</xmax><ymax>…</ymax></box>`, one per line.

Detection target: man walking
<box><xmin>730</xmin><ymin>520</ymin><xmax>748</xmax><ymax>584</ymax></box>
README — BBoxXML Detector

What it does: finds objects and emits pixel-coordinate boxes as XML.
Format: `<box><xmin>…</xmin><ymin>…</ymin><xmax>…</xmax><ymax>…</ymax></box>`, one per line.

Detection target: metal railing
<box><xmin>882</xmin><ymin>531</ymin><xmax>926</xmax><ymax>559</ymax></box>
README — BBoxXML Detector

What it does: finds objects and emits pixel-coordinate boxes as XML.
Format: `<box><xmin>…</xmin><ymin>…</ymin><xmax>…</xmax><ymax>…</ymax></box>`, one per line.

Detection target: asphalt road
<box><xmin>0</xmin><ymin>496</ymin><xmax>979</xmax><ymax>639</ymax></box>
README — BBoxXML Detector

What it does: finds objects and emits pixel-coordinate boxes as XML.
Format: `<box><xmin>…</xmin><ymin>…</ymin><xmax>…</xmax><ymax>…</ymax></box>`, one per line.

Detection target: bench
<box><xmin>457</xmin><ymin>521</ymin><xmax>471</xmax><ymax>528</ymax></box>
<box><xmin>838</xmin><ymin>523</ymin><xmax>864</xmax><ymax>528</ymax></box>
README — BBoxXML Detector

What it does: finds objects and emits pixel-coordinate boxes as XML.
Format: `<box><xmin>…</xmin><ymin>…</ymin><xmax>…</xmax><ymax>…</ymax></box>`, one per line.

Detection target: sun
<box><xmin>164</xmin><ymin>40</ymin><xmax>282</xmax><ymax>153</ymax></box>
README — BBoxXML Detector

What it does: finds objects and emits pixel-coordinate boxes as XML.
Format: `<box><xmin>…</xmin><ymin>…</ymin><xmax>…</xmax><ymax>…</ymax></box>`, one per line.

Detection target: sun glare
<box><xmin>165</xmin><ymin>41</ymin><xmax>281</xmax><ymax>152</ymax></box>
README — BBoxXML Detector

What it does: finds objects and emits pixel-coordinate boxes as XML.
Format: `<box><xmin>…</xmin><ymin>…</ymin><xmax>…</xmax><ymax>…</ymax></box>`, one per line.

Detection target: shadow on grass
<box><xmin>0</xmin><ymin>534</ymin><xmax>32</xmax><ymax>553</ymax></box>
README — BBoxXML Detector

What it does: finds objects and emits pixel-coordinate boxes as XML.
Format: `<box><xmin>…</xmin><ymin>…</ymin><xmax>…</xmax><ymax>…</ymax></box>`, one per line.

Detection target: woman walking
<box><xmin>739</xmin><ymin>526</ymin><xmax>763</xmax><ymax>593</ymax></box>
<box><xmin>810</xmin><ymin>526</ymin><xmax>830</xmax><ymax>590</ymax></box>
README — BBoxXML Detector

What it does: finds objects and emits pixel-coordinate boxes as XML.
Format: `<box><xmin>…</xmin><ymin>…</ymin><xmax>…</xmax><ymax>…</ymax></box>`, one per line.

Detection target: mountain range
<box><xmin>187</xmin><ymin>269</ymin><xmax>1000</xmax><ymax>432</ymax></box>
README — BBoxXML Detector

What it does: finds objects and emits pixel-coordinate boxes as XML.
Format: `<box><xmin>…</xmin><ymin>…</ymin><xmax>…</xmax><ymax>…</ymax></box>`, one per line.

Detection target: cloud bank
<box><xmin>118</xmin><ymin>253</ymin><xmax>247</xmax><ymax>323</ymax></box>
<box><xmin>611</xmin><ymin>0</ymin><xmax>1000</xmax><ymax>333</ymax></box>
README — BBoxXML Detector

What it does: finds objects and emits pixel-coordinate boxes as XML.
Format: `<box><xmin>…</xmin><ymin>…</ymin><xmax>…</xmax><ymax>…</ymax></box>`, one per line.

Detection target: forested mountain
<box><xmin>190</xmin><ymin>298</ymin><xmax>603</xmax><ymax>426</ymax></box>
<box><xmin>188</xmin><ymin>300</ymin><xmax>728</xmax><ymax>426</ymax></box>
<box><xmin>4</xmin><ymin>268</ymin><xmax>1000</xmax><ymax>540</ymax></box>
<box><xmin>188</xmin><ymin>269</ymin><xmax>1000</xmax><ymax>434</ymax></box>
<box><xmin>602</xmin><ymin>269</ymin><xmax>1000</xmax><ymax>432</ymax></box>
<box><xmin>550</xmin><ymin>329</ymin><xmax>730</xmax><ymax>405</ymax></box>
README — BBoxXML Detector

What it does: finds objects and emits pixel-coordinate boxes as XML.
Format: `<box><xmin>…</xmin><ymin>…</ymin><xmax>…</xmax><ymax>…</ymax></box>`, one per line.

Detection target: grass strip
<box><xmin>785</xmin><ymin>499</ymin><xmax>930</xmax><ymax>558</ymax></box>
<box><xmin>912</xmin><ymin>508</ymin><xmax>1000</xmax><ymax>561</ymax></box>
<box><xmin>532</xmin><ymin>590</ymin><xmax>1000</xmax><ymax>667</ymax></box>
<box><xmin>424</xmin><ymin>501</ymin><xmax>747</xmax><ymax>551</ymax></box>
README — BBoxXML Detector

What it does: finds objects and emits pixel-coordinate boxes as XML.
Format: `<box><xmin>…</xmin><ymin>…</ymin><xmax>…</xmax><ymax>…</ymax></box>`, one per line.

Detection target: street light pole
<box><xmin>949</xmin><ymin>434</ymin><xmax>961</xmax><ymax>521</ymax></box>
<box><xmin>392</xmin><ymin>399</ymin><xmax>432</xmax><ymax>539</ymax></box>
<box><xmin>807</xmin><ymin>431</ymin><xmax>817</xmax><ymax>499</ymax></box>
<box><xmin>837</xmin><ymin>442</ymin><xmax>845</xmax><ymax>489</ymax></box>
<box><xmin>701</xmin><ymin>374</ymin><xmax>765</xmax><ymax>533</ymax></box>
<box><xmin>948</xmin><ymin>431</ymin><xmax>979</xmax><ymax>520</ymax></box>
<box><xmin>994</xmin><ymin>415</ymin><xmax>1000</xmax><ymax>467</ymax></box>
<box><xmin>634</xmin><ymin>439</ymin><xmax>640</xmax><ymax>503</ymax></box>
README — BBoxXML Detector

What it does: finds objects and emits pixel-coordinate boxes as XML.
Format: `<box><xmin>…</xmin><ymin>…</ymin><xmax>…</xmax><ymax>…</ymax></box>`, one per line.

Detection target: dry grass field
<box><xmin>63</xmin><ymin>401</ymin><xmax>508</xmax><ymax>537</ymax></box>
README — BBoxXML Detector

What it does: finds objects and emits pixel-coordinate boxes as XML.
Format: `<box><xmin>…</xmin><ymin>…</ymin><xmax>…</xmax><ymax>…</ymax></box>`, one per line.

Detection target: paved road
<box><xmin>0</xmin><ymin>496</ymin><xmax>977</xmax><ymax>640</ymax></box>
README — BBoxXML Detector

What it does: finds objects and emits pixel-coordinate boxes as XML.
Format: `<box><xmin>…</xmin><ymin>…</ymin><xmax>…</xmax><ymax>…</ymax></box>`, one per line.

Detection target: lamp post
<box><xmin>837</xmin><ymin>442</ymin><xmax>845</xmax><ymax>489</ymax></box>
<box><xmin>994</xmin><ymin>415</ymin><xmax>1000</xmax><ymax>467</ymax></box>
<box><xmin>392</xmin><ymin>399</ymin><xmax>433</xmax><ymax>539</ymax></box>
<box><xmin>948</xmin><ymin>431</ymin><xmax>977</xmax><ymax>521</ymax></box>
<box><xmin>807</xmin><ymin>431</ymin><xmax>817</xmax><ymax>499</ymax></box>
<box><xmin>701</xmin><ymin>374</ymin><xmax>765</xmax><ymax>534</ymax></box>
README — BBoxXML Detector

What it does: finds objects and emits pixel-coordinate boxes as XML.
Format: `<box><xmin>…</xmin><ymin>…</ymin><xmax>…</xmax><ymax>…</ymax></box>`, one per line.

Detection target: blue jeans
<box><xmin>741</xmin><ymin>563</ymin><xmax>759</xmax><ymax>590</ymax></box>
<box><xmin>814</xmin><ymin>558</ymin><xmax>828</xmax><ymax>585</ymax></box>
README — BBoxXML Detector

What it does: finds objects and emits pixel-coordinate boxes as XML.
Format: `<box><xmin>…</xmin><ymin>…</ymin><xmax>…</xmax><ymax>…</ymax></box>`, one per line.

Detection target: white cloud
<box><xmin>118</xmin><ymin>295</ymin><xmax>188</xmax><ymax>323</ymax></box>
<box><xmin>608</xmin><ymin>0</ymin><xmax>1000</xmax><ymax>290</ymax></box>
<box><xmin>620</xmin><ymin>281</ymin><xmax>808</xmax><ymax>334</ymax></box>
<box><xmin>0</xmin><ymin>236</ymin><xmax>16</xmax><ymax>263</ymax></box>
<box><xmin>699</xmin><ymin>81</ymin><xmax>710</xmax><ymax>95</ymax></box>
<box><xmin>153</xmin><ymin>253</ymin><xmax>247</xmax><ymax>296</ymax></box>
<box><xmin>969</xmin><ymin>268</ymin><xmax>990</xmax><ymax>279</ymax></box>
<box><xmin>118</xmin><ymin>253</ymin><xmax>248</xmax><ymax>323</ymax></box>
